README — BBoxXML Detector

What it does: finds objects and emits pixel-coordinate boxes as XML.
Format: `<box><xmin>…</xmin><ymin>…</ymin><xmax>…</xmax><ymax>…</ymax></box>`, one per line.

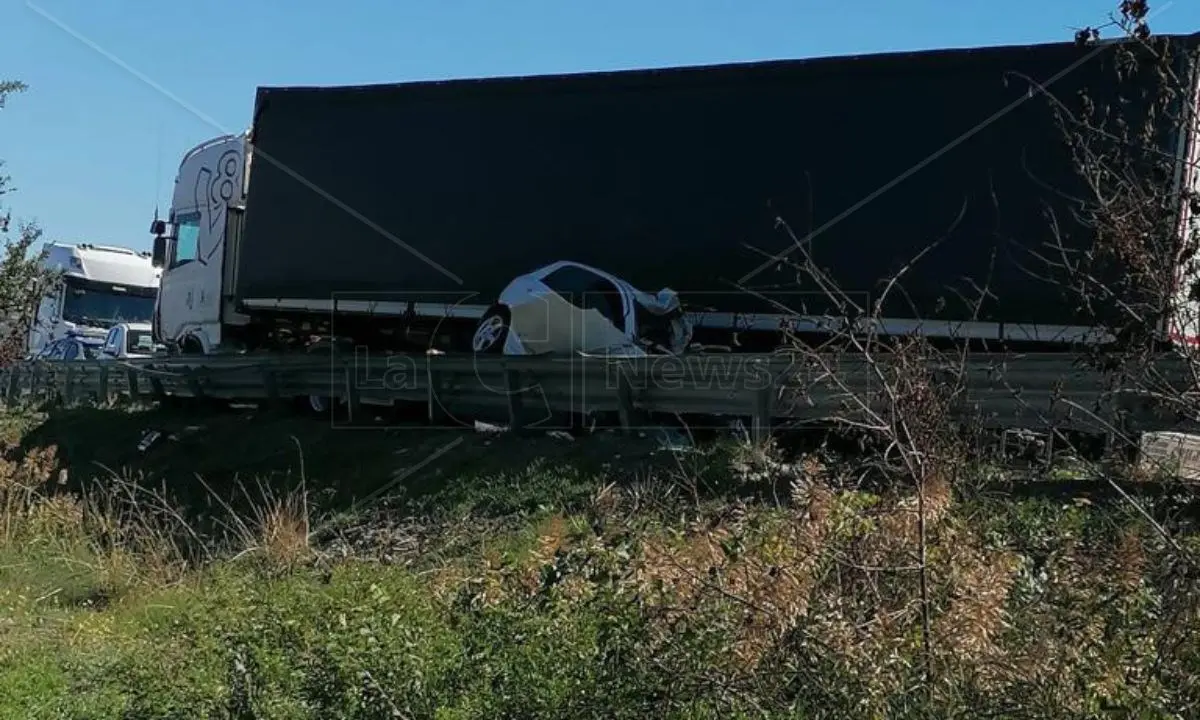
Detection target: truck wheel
<box><xmin>472</xmin><ymin>305</ymin><xmax>511</xmax><ymax>354</ymax></box>
<box><xmin>157</xmin><ymin>336</ymin><xmax>203</xmax><ymax>410</ymax></box>
<box><xmin>177</xmin><ymin>336</ymin><xmax>233</xmax><ymax>412</ymax></box>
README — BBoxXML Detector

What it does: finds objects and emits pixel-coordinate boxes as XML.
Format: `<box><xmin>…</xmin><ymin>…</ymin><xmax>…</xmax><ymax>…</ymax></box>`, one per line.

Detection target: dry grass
<box><xmin>0</xmin><ymin>423</ymin><xmax>319</xmax><ymax>605</ymax></box>
<box><xmin>191</xmin><ymin>435</ymin><xmax>315</xmax><ymax>569</ymax></box>
<box><xmin>198</xmin><ymin>476</ymin><xmax>313</xmax><ymax>569</ymax></box>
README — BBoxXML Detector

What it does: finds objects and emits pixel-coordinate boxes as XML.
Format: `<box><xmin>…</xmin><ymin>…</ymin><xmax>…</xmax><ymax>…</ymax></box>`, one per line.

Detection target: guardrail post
<box><xmin>29</xmin><ymin>365</ymin><xmax>41</xmax><ymax>404</ymax></box>
<box><xmin>426</xmin><ymin>361</ymin><xmax>446</xmax><ymax>425</ymax></box>
<box><xmin>5</xmin><ymin>368</ymin><xmax>19</xmax><ymax>405</ymax></box>
<box><xmin>751</xmin><ymin>373</ymin><xmax>776</xmax><ymax>444</ymax></box>
<box><xmin>615</xmin><ymin>365</ymin><xmax>643</xmax><ymax>433</ymax></box>
<box><xmin>149</xmin><ymin>376</ymin><xmax>168</xmax><ymax>402</ymax></box>
<box><xmin>97</xmin><ymin>366</ymin><xmax>110</xmax><ymax>405</ymax></box>
<box><xmin>260</xmin><ymin>366</ymin><xmax>282</xmax><ymax>410</ymax></box>
<box><xmin>185</xmin><ymin>368</ymin><xmax>204</xmax><ymax>398</ymax></box>
<box><xmin>43</xmin><ymin>365</ymin><xmax>56</xmax><ymax>406</ymax></box>
<box><xmin>127</xmin><ymin>369</ymin><xmax>141</xmax><ymax>400</ymax></box>
<box><xmin>63</xmin><ymin>365</ymin><xmax>76</xmax><ymax>406</ymax></box>
<box><xmin>343</xmin><ymin>364</ymin><xmax>362</xmax><ymax>422</ymax></box>
<box><xmin>504</xmin><ymin>367</ymin><xmax>525</xmax><ymax>433</ymax></box>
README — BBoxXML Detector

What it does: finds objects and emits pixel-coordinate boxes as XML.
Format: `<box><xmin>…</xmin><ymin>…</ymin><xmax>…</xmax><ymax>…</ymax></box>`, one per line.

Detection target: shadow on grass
<box><xmin>8</xmin><ymin>404</ymin><xmax>737</xmax><ymax>530</ymax></box>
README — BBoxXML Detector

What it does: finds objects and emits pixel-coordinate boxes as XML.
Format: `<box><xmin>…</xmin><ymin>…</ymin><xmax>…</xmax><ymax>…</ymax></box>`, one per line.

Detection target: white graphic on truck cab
<box><xmin>192</xmin><ymin>148</ymin><xmax>241</xmax><ymax>266</ymax></box>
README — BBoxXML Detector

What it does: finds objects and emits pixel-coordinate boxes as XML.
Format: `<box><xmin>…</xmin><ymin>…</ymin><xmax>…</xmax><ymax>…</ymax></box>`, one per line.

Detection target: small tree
<box><xmin>0</xmin><ymin>80</ymin><xmax>57</xmax><ymax>367</ymax></box>
<box><xmin>1053</xmin><ymin>4</ymin><xmax>1200</xmax><ymax>424</ymax></box>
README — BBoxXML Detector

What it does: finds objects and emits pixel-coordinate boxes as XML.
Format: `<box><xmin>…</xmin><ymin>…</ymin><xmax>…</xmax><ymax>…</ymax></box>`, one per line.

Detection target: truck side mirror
<box><xmin>149</xmin><ymin>219</ymin><xmax>166</xmax><ymax>236</ymax></box>
<box><xmin>151</xmin><ymin>236</ymin><xmax>167</xmax><ymax>268</ymax></box>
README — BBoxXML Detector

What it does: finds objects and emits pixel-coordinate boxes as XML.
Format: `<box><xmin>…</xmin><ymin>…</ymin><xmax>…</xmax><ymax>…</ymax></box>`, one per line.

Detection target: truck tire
<box><xmin>158</xmin><ymin>336</ymin><xmax>200</xmax><ymax>409</ymax></box>
<box><xmin>180</xmin><ymin>336</ymin><xmax>205</xmax><ymax>355</ymax></box>
<box><xmin>472</xmin><ymin>305</ymin><xmax>511</xmax><ymax>354</ymax></box>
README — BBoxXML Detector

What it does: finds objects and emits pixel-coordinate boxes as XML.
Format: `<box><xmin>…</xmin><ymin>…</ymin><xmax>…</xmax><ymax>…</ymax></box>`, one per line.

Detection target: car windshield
<box><xmin>62</xmin><ymin>281</ymin><xmax>155</xmax><ymax>326</ymax></box>
<box><xmin>126</xmin><ymin>329</ymin><xmax>154</xmax><ymax>354</ymax></box>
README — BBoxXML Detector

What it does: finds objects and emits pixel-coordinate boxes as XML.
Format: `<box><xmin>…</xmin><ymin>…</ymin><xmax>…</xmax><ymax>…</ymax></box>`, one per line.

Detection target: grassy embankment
<box><xmin>0</xmin><ymin>403</ymin><xmax>1198</xmax><ymax>718</ymax></box>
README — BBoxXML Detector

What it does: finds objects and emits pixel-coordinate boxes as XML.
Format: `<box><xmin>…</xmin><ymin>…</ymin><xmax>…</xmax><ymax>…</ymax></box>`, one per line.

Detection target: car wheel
<box><xmin>472</xmin><ymin>305</ymin><xmax>511</xmax><ymax>354</ymax></box>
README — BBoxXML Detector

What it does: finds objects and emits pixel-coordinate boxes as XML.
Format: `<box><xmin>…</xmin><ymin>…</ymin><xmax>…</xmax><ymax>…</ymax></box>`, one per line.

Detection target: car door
<box><xmin>102</xmin><ymin>327</ymin><xmax>121</xmax><ymax>359</ymax></box>
<box><xmin>43</xmin><ymin>340</ymin><xmax>65</xmax><ymax>360</ymax></box>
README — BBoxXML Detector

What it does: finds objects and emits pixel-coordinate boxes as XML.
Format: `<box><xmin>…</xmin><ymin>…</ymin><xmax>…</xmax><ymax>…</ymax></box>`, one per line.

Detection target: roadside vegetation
<box><xmin>0</xmin><ymin>402</ymin><xmax>1197</xmax><ymax>718</ymax></box>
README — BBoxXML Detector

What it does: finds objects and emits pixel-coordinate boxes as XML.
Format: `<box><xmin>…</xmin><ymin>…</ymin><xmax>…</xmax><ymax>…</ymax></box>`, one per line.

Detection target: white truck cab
<box><xmin>27</xmin><ymin>242</ymin><xmax>161</xmax><ymax>358</ymax></box>
<box><xmin>150</xmin><ymin>133</ymin><xmax>251</xmax><ymax>355</ymax></box>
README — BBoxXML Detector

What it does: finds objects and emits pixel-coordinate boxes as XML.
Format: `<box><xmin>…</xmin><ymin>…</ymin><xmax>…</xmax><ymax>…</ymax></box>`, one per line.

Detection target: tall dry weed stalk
<box><xmin>195</xmin><ymin>437</ymin><xmax>313</xmax><ymax>567</ymax></box>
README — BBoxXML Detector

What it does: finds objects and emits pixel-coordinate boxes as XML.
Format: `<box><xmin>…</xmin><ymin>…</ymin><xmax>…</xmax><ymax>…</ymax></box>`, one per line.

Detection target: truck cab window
<box><xmin>172</xmin><ymin>213</ymin><xmax>201</xmax><ymax>267</ymax></box>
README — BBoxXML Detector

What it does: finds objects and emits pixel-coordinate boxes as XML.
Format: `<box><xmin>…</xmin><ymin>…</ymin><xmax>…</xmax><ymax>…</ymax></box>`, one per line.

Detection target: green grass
<box><xmin>0</xmin><ymin>403</ymin><xmax>1198</xmax><ymax>718</ymax></box>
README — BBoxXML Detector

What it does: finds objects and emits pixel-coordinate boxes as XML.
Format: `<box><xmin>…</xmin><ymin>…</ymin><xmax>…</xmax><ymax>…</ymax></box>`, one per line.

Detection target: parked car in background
<box><xmin>99</xmin><ymin>322</ymin><xmax>159</xmax><ymax>360</ymax></box>
<box><xmin>32</xmin><ymin>333</ymin><xmax>105</xmax><ymax>362</ymax></box>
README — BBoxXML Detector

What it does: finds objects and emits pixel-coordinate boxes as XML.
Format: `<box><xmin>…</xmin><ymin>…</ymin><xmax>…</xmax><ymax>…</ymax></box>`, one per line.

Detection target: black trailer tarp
<box><xmin>236</xmin><ymin>34</ymin><xmax>1199</xmax><ymax>325</ymax></box>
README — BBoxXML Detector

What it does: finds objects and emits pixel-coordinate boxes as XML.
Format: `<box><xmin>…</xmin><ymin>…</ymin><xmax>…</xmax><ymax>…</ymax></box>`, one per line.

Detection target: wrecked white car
<box><xmin>471</xmin><ymin>261</ymin><xmax>692</xmax><ymax>356</ymax></box>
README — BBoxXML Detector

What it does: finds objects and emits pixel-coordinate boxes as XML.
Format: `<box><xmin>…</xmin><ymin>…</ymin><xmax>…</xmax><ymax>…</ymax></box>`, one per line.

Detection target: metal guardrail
<box><xmin>0</xmin><ymin>351</ymin><xmax>1191</xmax><ymax>439</ymax></box>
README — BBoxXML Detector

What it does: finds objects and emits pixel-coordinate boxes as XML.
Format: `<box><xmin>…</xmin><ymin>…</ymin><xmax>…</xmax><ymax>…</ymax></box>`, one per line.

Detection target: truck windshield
<box><xmin>62</xmin><ymin>279</ymin><xmax>156</xmax><ymax>326</ymax></box>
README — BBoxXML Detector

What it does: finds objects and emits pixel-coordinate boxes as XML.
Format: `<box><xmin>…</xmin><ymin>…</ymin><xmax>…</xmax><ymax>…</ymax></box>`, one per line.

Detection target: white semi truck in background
<box><xmin>26</xmin><ymin>242</ymin><xmax>161</xmax><ymax>358</ymax></box>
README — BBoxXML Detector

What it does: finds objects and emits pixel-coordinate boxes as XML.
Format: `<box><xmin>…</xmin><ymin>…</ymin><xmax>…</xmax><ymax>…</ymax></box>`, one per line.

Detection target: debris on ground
<box><xmin>651</xmin><ymin>426</ymin><xmax>694</xmax><ymax>452</ymax></box>
<box><xmin>473</xmin><ymin>420</ymin><xmax>506</xmax><ymax>435</ymax></box>
<box><xmin>726</xmin><ymin>418</ymin><xmax>751</xmax><ymax>443</ymax></box>
<box><xmin>136</xmin><ymin>430</ymin><xmax>162</xmax><ymax>453</ymax></box>
<box><xmin>137</xmin><ymin>425</ymin><xmax>207</xmax><ymax>454</ymax></box>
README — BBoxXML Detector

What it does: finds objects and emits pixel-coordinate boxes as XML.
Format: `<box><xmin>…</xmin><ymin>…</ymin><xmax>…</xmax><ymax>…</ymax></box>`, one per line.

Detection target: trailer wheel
<box><xmin>472</xmin><ymin>305</ymin><xmax>511</xmax><ymax>354</ymax></box>
<box><xmin>307</xmin><ymin>394</ymin><xmax>337</xmax><ymax>414</ymax></box>
<box><xmin>301</xmin><ymin>339</ymin><xmax>349</xmax><ymax>420</ymax></box>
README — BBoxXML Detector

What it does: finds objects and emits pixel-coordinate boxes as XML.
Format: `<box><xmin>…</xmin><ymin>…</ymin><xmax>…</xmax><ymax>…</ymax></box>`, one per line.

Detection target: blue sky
<box><xmin>1</xmin><ymin>0</ymin><xmax>1197</xmax><ymax>252</ymax></box>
